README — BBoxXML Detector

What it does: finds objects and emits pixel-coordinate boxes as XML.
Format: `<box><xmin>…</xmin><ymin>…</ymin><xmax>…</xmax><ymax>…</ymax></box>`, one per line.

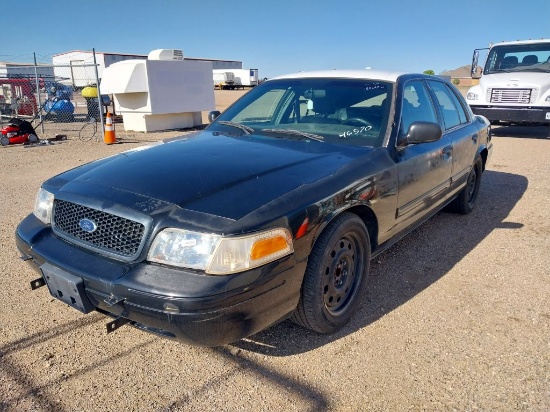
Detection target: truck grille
<box><xmin>52</xmin><ymin>200</ymin><xmax>146</xmax><ymax>259</ymax></box>
<box><xmin>488</xmin><ymin>88</ymin><xmax>533</xmax><ymax>104</ymax></box>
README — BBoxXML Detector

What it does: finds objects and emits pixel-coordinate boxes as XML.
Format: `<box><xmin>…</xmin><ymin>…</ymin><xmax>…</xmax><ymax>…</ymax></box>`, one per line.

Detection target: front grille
<box><xmin>53</xmin><ymin>200</ymin><xmax>145</xmax><ymax>258</ymax></box>
<box><xmin>489</xmin><ymin>88</ymin><xmax>533</xmax><ymax>104</ymax></box>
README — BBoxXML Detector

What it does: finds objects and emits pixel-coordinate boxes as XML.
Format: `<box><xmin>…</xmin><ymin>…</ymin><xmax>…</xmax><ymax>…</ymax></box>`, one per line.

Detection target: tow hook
<box><xmin>106</xmin><ymin>317</ymin><xmax>130</xmax><ymax>334</ymax></box>
<box><xmin>30</xmin><ymin>277</ymin><xmax>46</xmax><ymax>290</ymax></box>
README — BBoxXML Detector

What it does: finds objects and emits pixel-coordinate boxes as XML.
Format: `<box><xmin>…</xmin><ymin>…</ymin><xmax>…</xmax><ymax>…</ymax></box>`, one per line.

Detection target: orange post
<box><xmin>103</xmin><ymin>112</ymin><xmax>117</xmax><ymax>144</ymax></box>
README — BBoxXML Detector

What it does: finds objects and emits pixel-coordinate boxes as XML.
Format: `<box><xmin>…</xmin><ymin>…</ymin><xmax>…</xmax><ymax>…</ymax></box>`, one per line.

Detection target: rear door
<box><xmin>427</xmin><ymin>80</ymin><xmax>479</xmax><ymax>193</ymax></box>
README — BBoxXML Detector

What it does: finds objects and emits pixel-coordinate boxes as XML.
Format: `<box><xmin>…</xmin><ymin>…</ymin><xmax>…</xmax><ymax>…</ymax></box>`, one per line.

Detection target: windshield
<box><xmin>208</xmin><ymin>78</ymin><xmax>393</xmax><ymax>147</ymax></box>
<box><xmin>484</xmin><ymin>42</ymin><xmax>550</xmax><ymax>74</ymax></box>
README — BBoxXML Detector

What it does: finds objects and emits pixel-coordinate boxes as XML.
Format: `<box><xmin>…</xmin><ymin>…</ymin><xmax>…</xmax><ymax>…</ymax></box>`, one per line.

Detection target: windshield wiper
<box><xmin>261</xmin><ymin>128</ymin><xmax>324</xmax><ymax>142</ymax></box>
<box><xmin>521</xmin><ymin>67</ymin><xmax>550</xmax><ymax>73</ymax></box>
<box><xmin>217</xmin><ymin>121</ymin><xmax>254</xmax><ymax>135</ymax></box>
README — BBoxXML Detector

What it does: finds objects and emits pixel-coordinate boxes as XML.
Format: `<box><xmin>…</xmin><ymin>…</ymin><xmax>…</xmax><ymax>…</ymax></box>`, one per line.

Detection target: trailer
<box><xmin>230</xmin><ymin>69</ymin><xmax>259</xmax><ymax>88</ymax></box>
<box><xmin>213</xmin><ymin>71</ymin><xmax>235</xmax><ymax>89</ymax></box>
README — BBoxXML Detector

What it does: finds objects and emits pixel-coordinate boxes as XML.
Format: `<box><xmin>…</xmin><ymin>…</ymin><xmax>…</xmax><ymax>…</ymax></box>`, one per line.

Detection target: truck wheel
<box><xmin>1</xmin><ymin>136</ymin><xmax>9</xmax><ymax>146</ymax></box>
<box><xmin>291</xmin><ymin>212</ymin><xmax>370</xmax><ymax>333</ymax></box>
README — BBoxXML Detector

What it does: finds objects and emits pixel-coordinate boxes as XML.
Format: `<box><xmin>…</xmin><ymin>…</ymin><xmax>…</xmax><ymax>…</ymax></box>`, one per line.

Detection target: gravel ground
<box><xmin>0</xmin><ymin>90</ymin><xmax>549</xmax><ymax>411</ymax></box>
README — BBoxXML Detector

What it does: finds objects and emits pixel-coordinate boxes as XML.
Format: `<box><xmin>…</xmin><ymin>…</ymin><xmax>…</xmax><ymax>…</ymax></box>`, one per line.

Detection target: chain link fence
<box><xmin>0</xmin><ymin>53</ymin><xmax>108</xmax><ymax>142</ymax></box>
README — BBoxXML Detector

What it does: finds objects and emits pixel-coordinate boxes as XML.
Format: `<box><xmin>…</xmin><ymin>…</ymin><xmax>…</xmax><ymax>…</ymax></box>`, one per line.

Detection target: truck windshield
<box><xmin>484</xmin><ymin>42</ymin><xmax>550</xmax><ymax>74</ymax></box>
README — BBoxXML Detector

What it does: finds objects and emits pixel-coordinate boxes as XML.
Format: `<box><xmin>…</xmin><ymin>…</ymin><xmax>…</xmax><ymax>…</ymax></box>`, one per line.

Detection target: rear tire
<box><xmin>28</xmin><ymin>134</ymin><xmax>39</xmax><ymax>143</ymax></box>
<box><xmin>0</xmin><ymin>136</ymin><xmax>9</xmax><ymax>146</ymax></box>
<box><xmin>291</xmin><ymin>212</ymin><xmax>371</xmax><ymax>333</ymax></box>
<box><xmin>449</xmin><ymin>157</ymin><xmax>483</xmax><ymax>214</ymax></box>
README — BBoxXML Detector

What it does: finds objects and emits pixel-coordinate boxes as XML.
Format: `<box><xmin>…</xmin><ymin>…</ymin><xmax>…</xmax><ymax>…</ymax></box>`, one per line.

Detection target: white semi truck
<box><xmin>466</xmin><ymin>39</ymin><xmax>550</xmax><ymax>129</ymax></box>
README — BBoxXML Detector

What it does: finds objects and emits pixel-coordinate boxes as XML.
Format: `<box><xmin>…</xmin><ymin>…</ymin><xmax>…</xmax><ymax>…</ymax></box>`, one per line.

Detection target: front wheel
<box><xmin>291</xmin><ymin>212</ymin><xmax>371</xmax><ymax>333</ymax></box>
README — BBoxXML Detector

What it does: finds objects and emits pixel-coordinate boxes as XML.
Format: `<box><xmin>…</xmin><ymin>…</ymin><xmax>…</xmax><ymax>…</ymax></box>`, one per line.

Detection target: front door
<box><xmin>394</xmin><ymin>80</ymin><xmax>453</xmax><ymax>230</ymax></box>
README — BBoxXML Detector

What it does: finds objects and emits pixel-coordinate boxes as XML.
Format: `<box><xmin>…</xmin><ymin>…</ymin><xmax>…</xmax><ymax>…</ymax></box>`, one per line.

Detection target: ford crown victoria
<box><xmin>16</xmin><ymin>70</ymin><xmax>492</xmax><ymax>346</ymax></box>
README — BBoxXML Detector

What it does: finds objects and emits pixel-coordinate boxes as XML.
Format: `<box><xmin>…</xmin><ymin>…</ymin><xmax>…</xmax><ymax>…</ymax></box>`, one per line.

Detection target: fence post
<box><xmin>92</xmin><ymin>48</ymin><xmax>105</xmax><ymax>137</ymax></box>
<box><xmin>33</xmin><ymin>52</ymin><xmax>45</xmax><ymax>134</ymax></box>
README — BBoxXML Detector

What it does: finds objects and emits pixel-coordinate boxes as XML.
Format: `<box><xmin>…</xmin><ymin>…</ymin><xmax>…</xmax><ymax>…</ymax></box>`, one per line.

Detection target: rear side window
<box><xmin>428</xmin><ymin>81</ymin><xmax>469</xmax><ymax>130</ymax></box>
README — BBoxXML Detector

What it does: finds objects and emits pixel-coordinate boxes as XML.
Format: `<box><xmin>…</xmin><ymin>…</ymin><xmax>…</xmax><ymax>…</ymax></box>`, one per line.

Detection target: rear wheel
<box><xmin>291</xmin><ymin>212</ymin><xmax>371</xmax><ymax>333</ymax></box>
<box><xmin>450</xmin><ymin>157</ymin><xmax>483</xmax><ymax>214</ymax></box>
<box><xmin>0</xmin><ymin>136</ymin><xmax>9</xmax><ymax>146</ymax></box>
<box><xmin>28</xmin><ymin>134</ymin><xmax>39</xmax><ymax>143</ymax></box>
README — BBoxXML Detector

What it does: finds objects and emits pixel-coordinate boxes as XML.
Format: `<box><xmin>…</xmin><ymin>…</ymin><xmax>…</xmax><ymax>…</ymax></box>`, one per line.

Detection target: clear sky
<box><xmin>3</xmin><ymin>0</ymin><xmax>549</xmax><ymax>78</ymax></box>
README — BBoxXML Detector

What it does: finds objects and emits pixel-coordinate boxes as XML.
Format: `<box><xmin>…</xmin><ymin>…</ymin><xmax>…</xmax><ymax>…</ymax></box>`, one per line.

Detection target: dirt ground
<box><xmin>0</xmin><ymin>89</ymin><xmax>549</xmax><ymax>411</ymax></box>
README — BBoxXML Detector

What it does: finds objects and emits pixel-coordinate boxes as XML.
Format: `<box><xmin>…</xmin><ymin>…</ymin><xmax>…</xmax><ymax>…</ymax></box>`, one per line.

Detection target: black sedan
<box><xmin>16</xmin><ymin>70</ymin><xmax>492</xmax><ymax>346</ymax></box>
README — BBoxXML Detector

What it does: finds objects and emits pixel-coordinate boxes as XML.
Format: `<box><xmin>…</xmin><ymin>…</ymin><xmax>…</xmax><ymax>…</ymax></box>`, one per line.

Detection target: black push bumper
<box><xmin>470</xmin><ymin>105</ymin><xmax>550</xmax><ymax>124</ymax></box>
<box><xmin>16</xmin><ymin>214</ymin><xmax>306</xmax><ymax>346</ymax></box>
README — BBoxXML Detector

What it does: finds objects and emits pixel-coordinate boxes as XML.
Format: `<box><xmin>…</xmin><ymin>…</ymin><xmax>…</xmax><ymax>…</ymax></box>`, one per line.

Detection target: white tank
<box><xmin>148</xmin><ymin>49</ymin><xmax>184</xmax><ymax>61</ymax></box>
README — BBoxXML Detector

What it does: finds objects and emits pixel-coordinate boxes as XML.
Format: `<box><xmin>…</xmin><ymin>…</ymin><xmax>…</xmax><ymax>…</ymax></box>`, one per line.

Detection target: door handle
<box><xmin>442</xmin><ymin>146</ymin><xmax>452</xmax><ymax>160</ymax></box>
<box><xmin>472</xmin><ymin>134</ymin><xmax>478</xmax><ymax>143</ymax></box>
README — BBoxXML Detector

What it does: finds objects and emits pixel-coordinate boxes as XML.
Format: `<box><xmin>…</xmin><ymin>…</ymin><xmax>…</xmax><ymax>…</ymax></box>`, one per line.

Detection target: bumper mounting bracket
<box><xmin>106</xmin><ymin>317</ymin><xmax>130</xmax><ymax>334</ymax></box>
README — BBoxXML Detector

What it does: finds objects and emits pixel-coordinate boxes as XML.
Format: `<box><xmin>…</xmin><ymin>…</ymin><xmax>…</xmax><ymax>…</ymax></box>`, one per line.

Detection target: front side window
<box><xmin>209</xmin><ymin>78</ymin><xmax>393</xmax><ymax>147</ymax></box>
<box><xmin>399</xmin><ymin>80</ymin><xmax>438</xmax><ymax>136</ymax></box>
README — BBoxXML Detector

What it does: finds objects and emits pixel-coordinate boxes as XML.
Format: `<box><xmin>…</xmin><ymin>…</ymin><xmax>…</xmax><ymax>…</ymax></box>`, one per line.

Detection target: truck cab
<box><xmin>466</xmin><ymin>39</ymin><xmax>550</xmax><ymax>127</ymax></box>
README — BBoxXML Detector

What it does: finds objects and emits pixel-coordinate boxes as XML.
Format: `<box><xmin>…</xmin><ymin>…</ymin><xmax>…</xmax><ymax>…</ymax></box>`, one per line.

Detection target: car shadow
<box><xmin>230</xmin><ymin>169</ymin><xmax>528</xmax><ymax>356</ymax></box>
<box><xmin>491</xmin><ymin>125</ymin><xmax>550</xmax><ymax>139</ymax></box>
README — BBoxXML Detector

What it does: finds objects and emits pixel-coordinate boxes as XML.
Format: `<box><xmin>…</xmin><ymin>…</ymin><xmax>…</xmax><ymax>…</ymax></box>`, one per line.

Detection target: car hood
<box><xmin>52</xmin><ymin>131</ymin><xmax>373</xmax><ymax>223</ymax></box>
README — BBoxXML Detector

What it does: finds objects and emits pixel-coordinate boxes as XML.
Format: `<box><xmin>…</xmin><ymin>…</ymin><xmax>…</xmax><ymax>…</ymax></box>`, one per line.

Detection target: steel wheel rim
<box><xmin>323</xmin><ymin>231</ymin><xmax>365</xmax><ymax>316</ymax></box>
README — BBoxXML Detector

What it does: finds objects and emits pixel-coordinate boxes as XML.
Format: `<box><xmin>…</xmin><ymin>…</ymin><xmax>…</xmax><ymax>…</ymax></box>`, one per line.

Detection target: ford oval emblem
<box><xmin>79</xmin><ymin>218</ymin><xmax>97</xmax><ymax>233</ymax></box>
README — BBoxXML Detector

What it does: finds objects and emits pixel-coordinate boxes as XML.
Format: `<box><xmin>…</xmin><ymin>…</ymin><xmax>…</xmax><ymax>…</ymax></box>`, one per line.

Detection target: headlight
<box><xmin>33</xmin><ymin>188</ymin><xmax>54</xmax><ymax>225</ymax></box>
<box><xmin>148</xmin><ymin>229</ymin><xmax>220</xmax><ymax>270</ymax></box>
<box><xmin>466</xmin><ymin>92</ymin><xmax>478</xmax><ymax>101</ymax></box>
<box><xmin>148</xmin><ymin>228</ymin><xmax>293</xmax><ymax>275</ymax></box>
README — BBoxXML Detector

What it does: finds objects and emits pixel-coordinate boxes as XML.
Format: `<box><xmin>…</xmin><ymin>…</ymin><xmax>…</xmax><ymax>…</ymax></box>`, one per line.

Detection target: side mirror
<box><xmin>398</xmin><ymin>121</ymin><xmax>443</xmax><ymax>147</ymax></box>
<box><xmin>471</xmin><ymin>50</ymin><xmax>480</xmax><ymax>79</ymax></box>
<box><xmin>208</xmin><ymin>111</ymin><xmax>221</xmax><ymax>123</ymax></box>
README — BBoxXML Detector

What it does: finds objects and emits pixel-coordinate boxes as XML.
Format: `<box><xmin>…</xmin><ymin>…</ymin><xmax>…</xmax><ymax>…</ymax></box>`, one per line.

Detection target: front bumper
<box><xmin>469</xmin><ymin>105</ymin><xmax>550</xmax><ymax>124</ymax></box>
<box><xmin>16</xmin><ymin>214</ymin><xmax>306</xmax><ymax>346</ymax></box>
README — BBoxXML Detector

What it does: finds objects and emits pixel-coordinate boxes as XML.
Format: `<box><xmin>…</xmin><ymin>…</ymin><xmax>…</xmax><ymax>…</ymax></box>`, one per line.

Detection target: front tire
<box><xmin>291</xmin><ymin>212</ymin><xmax>371</xmax><ymax>333</ymax></box>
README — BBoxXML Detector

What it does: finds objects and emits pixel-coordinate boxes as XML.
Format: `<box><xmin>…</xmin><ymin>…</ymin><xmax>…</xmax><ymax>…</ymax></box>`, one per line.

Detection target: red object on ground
<box><xmin>1</xmin><ymin>118</ymin><xmax>39</xmax><ymax>146</ymax></box>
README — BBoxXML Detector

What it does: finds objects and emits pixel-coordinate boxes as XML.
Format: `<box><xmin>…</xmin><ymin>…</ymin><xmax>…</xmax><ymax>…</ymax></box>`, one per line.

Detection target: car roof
<box><xmin>269</xmin><ymin>69</ymin><xmax>408</xmax><ymax>83</ymax></box>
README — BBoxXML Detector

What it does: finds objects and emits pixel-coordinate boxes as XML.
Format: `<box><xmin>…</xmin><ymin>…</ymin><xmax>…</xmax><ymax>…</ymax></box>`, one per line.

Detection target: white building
<box><xmin>0</xmin><ymin>62</ymin><xmax>55</xmax><ymax>80</ymax></box>
<box><xmin>52</xmin><ymin>50</ymin><xmax>242</xmax><ymax>88</ymax></box>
